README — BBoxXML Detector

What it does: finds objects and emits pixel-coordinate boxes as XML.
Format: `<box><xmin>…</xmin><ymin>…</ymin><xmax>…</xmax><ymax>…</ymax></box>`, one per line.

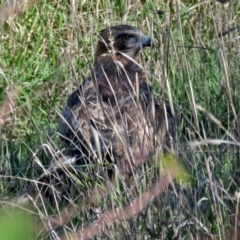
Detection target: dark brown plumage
<box><xmin>59</xmin><ymin>24</ymin><xmax>175</xmax><ymax>175</ymax></box>
<box><xmin>14</xmin><ymin>25</ymin><xmax>175</xmax><ymax>208</ymax></box>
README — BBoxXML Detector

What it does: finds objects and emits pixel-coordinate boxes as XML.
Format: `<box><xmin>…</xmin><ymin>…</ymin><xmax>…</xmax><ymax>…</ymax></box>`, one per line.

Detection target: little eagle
<box><xmin>59</xmin><ymin>24</ymin><xmax>175</xmax><ymax>175</ymax></box>
<box><xmin>14</xmin><ymin>25</ymin><xmax>175</xmax><ymax>206</ymax></box>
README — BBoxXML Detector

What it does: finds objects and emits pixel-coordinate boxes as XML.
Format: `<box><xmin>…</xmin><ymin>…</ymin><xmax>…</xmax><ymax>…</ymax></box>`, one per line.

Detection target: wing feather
<box><xmin>59</xmin><ymin>55</ymin><xmax>175</xmax><ymax>169</ymax></box>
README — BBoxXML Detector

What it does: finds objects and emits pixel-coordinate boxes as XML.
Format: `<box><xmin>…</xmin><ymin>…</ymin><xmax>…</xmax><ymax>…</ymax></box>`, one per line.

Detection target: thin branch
<box><xmin>60</xmin><ymin>174</ymin><xmax>172</xmax><ymax>240</ymax></box>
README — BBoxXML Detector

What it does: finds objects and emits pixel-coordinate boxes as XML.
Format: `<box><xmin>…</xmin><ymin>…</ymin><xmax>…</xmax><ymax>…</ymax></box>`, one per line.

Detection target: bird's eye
<box><xmin>123</xmin><ymin>35</ymin><xmax>130</xmax><ymax>41</ymax></box>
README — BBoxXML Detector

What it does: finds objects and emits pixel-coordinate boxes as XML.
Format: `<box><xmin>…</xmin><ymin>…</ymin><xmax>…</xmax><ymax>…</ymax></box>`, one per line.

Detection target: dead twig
<box><xmin>60</xmin><ymin>174</ymin><xmax>172</xmax><ymax>240</ymax></box>
<box><xmin>0</xmin><ymin>92</ymin><xmax>15</xmax><ymax>125</ymax></box>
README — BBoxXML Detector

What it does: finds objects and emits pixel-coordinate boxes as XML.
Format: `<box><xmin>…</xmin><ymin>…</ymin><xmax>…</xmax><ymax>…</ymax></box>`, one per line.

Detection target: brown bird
<box><xmin>14</xmin><ymin>24</ymin><xmax>175</xmax><ymax>210</ymax></box>
<box><xmin>59</xmin><ymin>24</ymin><xmax>175</xmax><ymax>176</ymax></box>
<box><xmin>12</xmin><ymin>25</ymin><xmax>176</xmax><ymax>235</ymax></box>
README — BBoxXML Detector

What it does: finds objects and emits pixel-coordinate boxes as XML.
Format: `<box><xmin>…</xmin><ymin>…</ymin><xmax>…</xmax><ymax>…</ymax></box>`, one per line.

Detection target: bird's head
<box><xmin>95</xmin><ymin>25</ymin><xmax>153</xmax><ymax>59</ymax></box>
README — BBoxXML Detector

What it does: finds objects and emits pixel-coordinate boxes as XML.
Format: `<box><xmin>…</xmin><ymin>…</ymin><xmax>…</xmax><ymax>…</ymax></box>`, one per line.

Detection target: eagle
<box><xmin>59</xmin><ymin>24</ymin><xmax>175</xmax><ymax>175</ymax></box>
<box><xmin>14</xmin><ymin>24</ymin><xmax>175</xmax><ymax>208</ymax></box>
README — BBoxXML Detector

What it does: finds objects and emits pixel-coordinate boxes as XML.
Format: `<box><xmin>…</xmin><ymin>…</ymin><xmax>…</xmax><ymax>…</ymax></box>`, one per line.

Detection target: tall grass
<box><xmin>0</xmin><ymin>0</ymin><xmax>240</xmax><ymax>239</ymax></box>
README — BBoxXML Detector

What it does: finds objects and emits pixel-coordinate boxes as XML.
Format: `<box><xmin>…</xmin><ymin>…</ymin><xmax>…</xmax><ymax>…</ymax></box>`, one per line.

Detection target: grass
<box><xmin>0</xmin><ymin>0</ymin><xmax>240</xmax><ymax>239</ymax></box>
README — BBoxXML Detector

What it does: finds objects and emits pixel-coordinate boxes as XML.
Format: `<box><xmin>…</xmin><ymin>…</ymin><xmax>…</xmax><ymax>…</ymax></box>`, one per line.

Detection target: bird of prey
<box><xmin>59</xmin><ymin>24</ymin><xmax>175</xmax><ymax>177</ymax></box>
<box><xmin>14</xmin><ymin>24</ymin><xmax>175</xmax><ymax>208</ymax></box>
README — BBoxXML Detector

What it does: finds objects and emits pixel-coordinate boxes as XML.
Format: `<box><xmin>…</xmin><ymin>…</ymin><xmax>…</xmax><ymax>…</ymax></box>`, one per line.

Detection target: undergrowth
<box><xmin>0</xmin><ymin>0</ymin><xmax>240</xmax><ymax>239</ymax></box>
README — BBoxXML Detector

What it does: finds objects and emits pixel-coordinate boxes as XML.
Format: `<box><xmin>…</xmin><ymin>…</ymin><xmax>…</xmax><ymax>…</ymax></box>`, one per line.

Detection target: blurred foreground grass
<box><xmin>0</xmin><ymin>0</ymin><xmax>240</xmax><ymax>239</ymax></box>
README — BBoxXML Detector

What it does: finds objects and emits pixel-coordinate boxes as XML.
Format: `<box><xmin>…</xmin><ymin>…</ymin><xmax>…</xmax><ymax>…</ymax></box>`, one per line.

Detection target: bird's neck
<box><xmin>94</xmin><ymin>52</ymin><xmax>143</xmax><ymax>75</ymax></box>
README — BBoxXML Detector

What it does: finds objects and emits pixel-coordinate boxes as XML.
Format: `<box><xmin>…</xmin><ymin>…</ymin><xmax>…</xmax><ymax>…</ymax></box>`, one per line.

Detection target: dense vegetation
<box><xmin>0</xmin><ymin>0</ymin><xmax>240</xmax><ymax>239</ymax></box>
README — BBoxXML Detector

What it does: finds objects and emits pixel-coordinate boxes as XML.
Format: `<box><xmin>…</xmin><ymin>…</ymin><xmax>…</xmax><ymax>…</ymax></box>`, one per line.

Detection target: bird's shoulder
<box><xmin>66</xmin><ymin>54</ymin><xmax>152</xmax><ymax>109</ymax></box>
<box><xmin>59</xmin><ymin>54</ymin><xmax>154</xmax><ymax>140</ymax></box>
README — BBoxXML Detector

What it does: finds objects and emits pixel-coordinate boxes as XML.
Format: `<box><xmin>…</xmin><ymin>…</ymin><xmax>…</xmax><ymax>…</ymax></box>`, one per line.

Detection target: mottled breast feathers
<box><xmin>59</xmin><ymin>25</ymin><xmax>175</xmax><ymax>173</ymax></box>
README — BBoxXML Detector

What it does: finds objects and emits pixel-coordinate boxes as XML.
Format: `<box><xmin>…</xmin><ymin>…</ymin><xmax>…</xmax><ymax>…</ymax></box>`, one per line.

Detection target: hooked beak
<box><xmin>141</xmin><ymin>35</ymin><xmax>154</xmax><ymax>48</ymax></box>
